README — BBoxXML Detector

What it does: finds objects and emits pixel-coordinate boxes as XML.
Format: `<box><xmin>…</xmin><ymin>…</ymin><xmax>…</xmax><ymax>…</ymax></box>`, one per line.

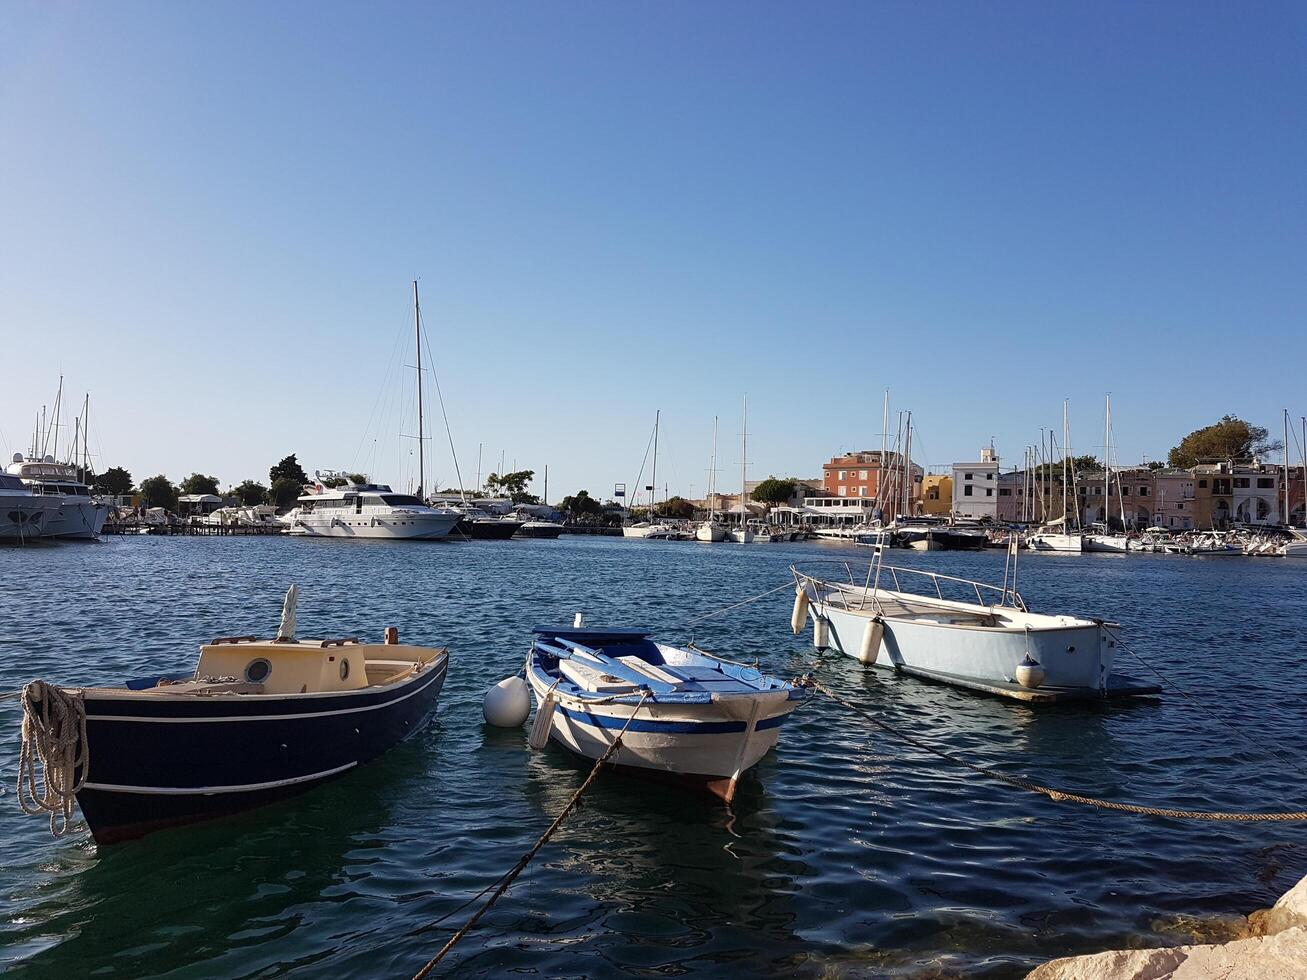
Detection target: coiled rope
<box><xmin>17</xmin><ymin>680</ymin><xmax>89</xmax><ymax>837</ymax></box>
<box><xmin>411</xmin><ymin>691</ymin><xmax>651</xmax><ymax>977</ymax></box>
<box><xmin>808</xmin><ymin>678</ymin><xmax>1307</xmax><ymax>822</ymax></box>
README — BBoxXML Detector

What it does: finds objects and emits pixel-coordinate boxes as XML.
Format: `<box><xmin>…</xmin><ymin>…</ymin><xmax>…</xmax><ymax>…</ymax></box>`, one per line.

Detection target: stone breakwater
<box><xmin>1027</xmin><ymin>875</ymin><xmax>1307</xmax><ymax>979</ymax></box>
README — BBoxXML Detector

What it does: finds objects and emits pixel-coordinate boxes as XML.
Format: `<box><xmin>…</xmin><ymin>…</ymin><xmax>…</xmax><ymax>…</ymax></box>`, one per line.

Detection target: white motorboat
<box><xmin>727</xmin><ymin>525</ymin><xmax>754</xmax><ymax>543</ymax></box>
<box><xmin>623</xmin><ymin>521</ymin><xmax>678</xmax><ymax>540</ymax></box>
<box><xmin>790</xmin><ymin>551</ymin><xmax>1157</xmax><ymax>702</ymax></box>
<box><xmin>290</xmin><ymin>483</ymin><xmax>460</xmax><ymax>540</ymax></box>
<box><xmin>0</xmin><ymin>472</ymin><xmax>60</xmax><ymax>541</ymax></box>
<box><xmin>6</xmin><ymin>454</ymin><xmax>108</xmax><ymax>539</ymax></box>
<box><xmin>517</xmin><ymin>518</ymin><xmax>564</xmax><ymax>539</ymax></box>
<box><xmin>526</xmin><ymin>625</ymin><xmax>807</xmax><ymax>802</ymax></box>
<box><xmin>1281</xmin><ymin>529</ymin><xmax>1307</xmax><ymax>559</ymax></box>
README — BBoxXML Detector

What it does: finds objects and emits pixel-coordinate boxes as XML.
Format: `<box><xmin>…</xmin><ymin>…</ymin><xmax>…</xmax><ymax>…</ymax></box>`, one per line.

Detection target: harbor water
<box><xmin>2</xmin><ymin>536</ymin><xmax>1305</xmax><ymax>977</ymax></box>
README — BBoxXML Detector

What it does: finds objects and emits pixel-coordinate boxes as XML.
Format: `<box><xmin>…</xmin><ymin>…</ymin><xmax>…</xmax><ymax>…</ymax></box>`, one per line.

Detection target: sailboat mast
<box><xmin>651</xmin><ymin>410</ymin><xmax>660</xmax><ymax>520</ymax></box>
<box><xmin>880</xmin><ymin>389</ymin><xmax>889</xmax><ymax>495</ymax></box>
<box><xmin>1104</xmin><ymin>394</ymin><xmax>1111</xmax><ymax>529</ymax></box>
<box><xmin>709</xmin><ymin>416</ymin><xmax>718</xmax><ymax>520</ymax></box>
<box><xmin>413</xmin><ymin>280</ymin><xmax>425</xmax><ymax>499</ymax></box>
<box><xmin>83</xmin><ymin>394</ymin><xmax>90</xmax><ymax>476</ymax></box>
<box><xmin>1062</xmin><ymin>401</ymin><xmax>1069</xmax><ymax>526</ymax></box>
<box><xmin>543</xmin><ymin>464</ymin><xmax>548</xmax><ymax>506</ymax></box>
<box><xmin>741</xmin><ymin>397</ymin><xmax>748</xmax><ymax>523</ymax></box>
<box><xmin>904</xmin><ymin>411</ymin><xmax>913</xmax><ymax>517</ymax></box>
<box><xmin>1285</xmin><ymin>409</ymin><xmax>1290</xmax><ymax>525</ymax></box>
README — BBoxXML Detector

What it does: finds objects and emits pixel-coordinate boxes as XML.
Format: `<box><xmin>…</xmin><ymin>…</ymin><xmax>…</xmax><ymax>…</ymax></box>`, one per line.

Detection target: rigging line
<box><xmin>417</xmin><ymin>306</ymin><xmax>466</xmax><ymax>499</ymax></box>
<box><xmin>1105</xmin><ymin>629</ymin><xmax>1299</xmax><ymax>767</ymax></box>
<box><xmin>628</xmin><ymin>422</ymin><xmax>657</xmax><ymax>511</ymax></box>
<box><xmin>350</xmin><ymin>317</ymin><xmax>408</xmax><ymax>474</ymax></box>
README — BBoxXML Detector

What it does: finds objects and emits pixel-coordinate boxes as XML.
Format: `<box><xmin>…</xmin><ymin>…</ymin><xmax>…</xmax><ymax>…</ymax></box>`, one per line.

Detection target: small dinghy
<box><xmin>525</xmin><ymin>626</ymin><xmax>806</xmax><ymax>802</ymax></box>
<box><xmin>16</xmin><ymin>587</ymin><xmax>449</xmax><ymax>844</ymax></box>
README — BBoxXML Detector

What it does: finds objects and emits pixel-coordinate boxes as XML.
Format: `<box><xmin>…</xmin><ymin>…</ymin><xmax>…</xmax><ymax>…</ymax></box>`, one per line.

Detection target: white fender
<box><xmin>857</xmin><ymin>618</ymin><xmax>884</xmax><ymax>665</ymax></box>
<box><xmin>813</xmin><ymin>616</ymin><xmax>830</xmax><ymax>651</ymax></box>
<box><xmin>790</xmin><ymin>588</ymin><xmax>810</xmax><ymax>635</ymax></box>
<box><xmin>528</xmin><ymin>692</ymin><xmax>558</xmax><ymax>749</ymax></box>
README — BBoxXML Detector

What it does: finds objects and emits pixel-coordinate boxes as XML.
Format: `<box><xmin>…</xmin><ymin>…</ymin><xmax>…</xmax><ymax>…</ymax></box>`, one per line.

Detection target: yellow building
<box><xmin>921</xmin><ymin>474</ymin><xmax>953</xmax><ymax>516</ymax></box>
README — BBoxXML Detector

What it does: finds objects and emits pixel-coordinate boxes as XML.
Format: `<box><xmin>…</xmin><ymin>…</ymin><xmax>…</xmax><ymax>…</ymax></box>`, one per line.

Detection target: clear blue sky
<box><xmin>2</xmin><ymin>2</ymin><xmax>1303</xmax><ymax>500</ymax></box>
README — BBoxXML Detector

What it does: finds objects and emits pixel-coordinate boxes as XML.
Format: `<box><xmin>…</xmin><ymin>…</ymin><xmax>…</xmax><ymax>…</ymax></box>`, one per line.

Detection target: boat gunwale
<box><xmin>72</xmin><ymin>650</ymin><xmax>450</xmax><ymax>706</ymax></box>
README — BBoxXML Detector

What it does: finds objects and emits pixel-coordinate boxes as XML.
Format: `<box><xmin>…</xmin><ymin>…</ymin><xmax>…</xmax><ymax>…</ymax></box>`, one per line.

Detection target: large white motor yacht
<box><xmin>288</xmin><ymin>482</ymin><xmax>459</xmax><ymax>540</ymax></box>
<box><xmin>0</xmin><ymin>471</ymin><xmax>61</xmax><ymax>541</ymax></box>
<box><xmin>6</xmin><ymin>454</ymin><xmax>108</xmax><ymax>539</ymax></box>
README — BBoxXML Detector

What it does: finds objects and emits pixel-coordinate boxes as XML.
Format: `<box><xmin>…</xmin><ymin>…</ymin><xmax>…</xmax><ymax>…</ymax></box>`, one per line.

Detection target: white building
<box><xmin>951</xmin><ymin>447</ymin><xmax>1000</xmax><ymax>520</ymax></box>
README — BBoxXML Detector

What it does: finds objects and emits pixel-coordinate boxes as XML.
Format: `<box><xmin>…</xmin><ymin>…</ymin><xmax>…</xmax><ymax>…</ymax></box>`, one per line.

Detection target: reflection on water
<box><xmin>1</xmin><ymin>536</ymin><xmax>1305</xmax><ymax>978</ymax></box>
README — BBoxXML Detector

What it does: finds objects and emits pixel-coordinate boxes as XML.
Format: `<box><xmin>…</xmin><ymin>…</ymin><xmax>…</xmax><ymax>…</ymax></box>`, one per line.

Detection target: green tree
<box><xmin>1168</xmin><ymin>416</ymin><xmax>1282</xmax><ymax>468</ymax></box>
<box><xmin>559</xmin><ymin>489</ymin><xmax>602</xmax><ymax>518</ymax></box>
<box><xmin>139</xmin><ymin>474</ymin><xmax>178</xmax><ymax>511</ymax></box>
<box><xmin>180</xmin><ymin>473</ymin><xmax>221</xmax><ymax>496</ymax></box>
<box><xmin>751</xmin><ymin>477</ymin><xmax>797</xmax><ymax>510</ymax></box>
<box><xmin>92</xmin><ymin>466</ymin><xmax>133</xmax><ymax>496</ymax></box>
<box><xmin>485</xmin><ymin>469</ymin><xmax>540</xmax><ymax>504</ymax></box>
<box><xmin>234</xmin><ymin>480</ymin><xmax>268</xmax><ymax>505</ymax></box>
<box><xmin>655</xmin><ymin>496</ymin><xmax>696</xmax><ymax>519</ymax></box>
<box><xmin>347</xmin><ymin>473</ymin><xmax>368</xmax><ymax>485</ymax></box>
<box><xmin>269</xmin><ymin>477</ymin><xmax>304</xmax><ymax>509</ymax></box>
<box><xmin>269</xmin><ymin>454</ymin><xmax>309</xmax><ymax>487</ymax></box>
<box><xmin>320</xmin><ymin>476</ymin><xmax>348</xmax><ymax>489</ymax></box>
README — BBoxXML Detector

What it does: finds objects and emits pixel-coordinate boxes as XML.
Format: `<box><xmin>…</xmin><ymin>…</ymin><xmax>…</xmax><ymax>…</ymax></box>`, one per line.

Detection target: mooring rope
<box><xmin>807</xmin><ymin>677</ymin><xmax>1307</xmax><ymax>822</ymax></box>
<box><xmin>16</xmin><ymin>680</ymin><xmax>89</xmax><ymax>837</ymax></box>
<box><xmin>683</xmin><ymin>580</ymin><xmax>794</xmax><ymax>631</ymax></box>
<box><xmin>411</xmin><ymin>691</ymin><xmax>652</xmax><ymax>977</ymax></box>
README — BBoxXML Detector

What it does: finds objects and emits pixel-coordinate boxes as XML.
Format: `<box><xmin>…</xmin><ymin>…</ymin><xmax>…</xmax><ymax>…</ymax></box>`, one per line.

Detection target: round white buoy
<box><xmin>813</xmin><ymin>616</ymin><xmax>830</xmax><ymax>651</ymax></box>
<box><xmin>484</xmin><ymin>676</ymin><xmax>531</xmax><ymax>727</ymax></box>
<box><xmin>857</xmin><ymin>618</ymin><xmax>883</xmax><ymax>665</ymax></box>
<box><xmin>790</xmin><ymin>588</ymin><xmax>810</xmax><ymax>635</ymax></box>
<box><xmin>1015</xmin><ymin>655</ymin><xmax>1046</xmax><ymax>689</ymax></box>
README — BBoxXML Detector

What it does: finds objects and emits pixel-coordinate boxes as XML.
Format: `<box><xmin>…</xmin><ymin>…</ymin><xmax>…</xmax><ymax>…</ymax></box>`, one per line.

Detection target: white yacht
<box><xmin>288</xmin><ymin>482</ymin><xmax>460</xmax><ymax>540</ymax></box>
<box><xmin>6</xmin><ymin>454</ymin><xmax>108</xmax><ymax>539</ymax></box>
<box><xmin>0</xmin><ymin>471</ymin><xmax>61</xmax><ymax>541</ymax></box>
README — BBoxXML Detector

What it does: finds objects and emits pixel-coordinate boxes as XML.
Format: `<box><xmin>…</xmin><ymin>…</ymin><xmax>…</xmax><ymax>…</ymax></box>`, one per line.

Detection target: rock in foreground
<box><xmin>1027</xmin><ymin>873</ymin><xmax>1307</xmax><ymax>980</ymax></box>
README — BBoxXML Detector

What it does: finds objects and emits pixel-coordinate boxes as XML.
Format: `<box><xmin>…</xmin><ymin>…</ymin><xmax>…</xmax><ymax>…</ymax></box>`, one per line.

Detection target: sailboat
<box><xmin>288</xmin><ymin>283</ymin><xmax>460</xmax><ymax>540</ymax></box>
<box><xmin>728</xmin><ymin>397</ymin><xmax>753</xmax><ymax>543</ymax></box>
<box><xmin>1084</xmin><ymin>395</ymin><xmax>1130</xmax><ymax>553</ymax></box>
<box><xmin>1027</xmin><ymin>401</ymin><xmax>1084</xmax><ymax>553</ymax></box>
<box><xmin>623</xmin><ymin>411</ymin><xmax>676</xmax><ymax>539</ymax></box>
<box><xmin>695</xmin><ymin>417</ymin><xmax>726</xmax><ymax>542</ymax></box>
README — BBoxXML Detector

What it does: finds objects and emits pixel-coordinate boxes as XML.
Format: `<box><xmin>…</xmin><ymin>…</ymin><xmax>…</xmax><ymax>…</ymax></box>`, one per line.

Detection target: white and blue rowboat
<box><xmin>526</xmin><ymin>627</ymin><xmax>806</xmax><ymax>802</ymax></box>
<box><xmin>791</xmin><ymin>558</ymin><xmax>1160</xmax><ymax>703</ymax></box>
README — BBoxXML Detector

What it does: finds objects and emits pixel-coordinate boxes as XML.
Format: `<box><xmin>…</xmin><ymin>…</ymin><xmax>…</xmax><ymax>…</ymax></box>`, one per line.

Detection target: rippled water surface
<box><xmin>2</xmin><ymin>536</ymin><xmax>1305</xmax><ymax>977</ymax></box>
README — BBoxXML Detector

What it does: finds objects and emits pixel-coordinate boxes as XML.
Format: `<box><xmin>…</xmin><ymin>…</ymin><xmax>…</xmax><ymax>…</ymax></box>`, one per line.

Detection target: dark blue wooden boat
<box><xmin>43</xmin><ymin>634</ymin><xmax>448</xmax><ymax>844</ymax></box>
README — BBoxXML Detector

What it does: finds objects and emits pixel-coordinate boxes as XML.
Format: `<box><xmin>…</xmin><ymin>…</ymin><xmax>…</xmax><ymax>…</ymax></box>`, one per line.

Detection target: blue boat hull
<box><xmin>74</xmin><ymin>655</ymin><xmax>448</xmax><ymax>844</ymax></box>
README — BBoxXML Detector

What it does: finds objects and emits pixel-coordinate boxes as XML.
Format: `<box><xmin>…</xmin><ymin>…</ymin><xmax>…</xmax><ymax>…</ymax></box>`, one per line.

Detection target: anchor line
<box><xmin>1104</xmin><ymin>628</ymin><xmax>1298</xmax><ymax>768</ymax></box>
<box><xmin>411</xmin><ymin>691</ymin><xmax>651</xmax><ymax>977</ymax></box>
<box><xmin>806</xmin><ymin>677</ymin><xmax>1307</xmax><ymax>822</ymax></box>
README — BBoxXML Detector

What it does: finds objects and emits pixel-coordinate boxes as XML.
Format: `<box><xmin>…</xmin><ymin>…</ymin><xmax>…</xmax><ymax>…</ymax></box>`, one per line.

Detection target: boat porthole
<box><xmin>340</xmin><ymin>658</ymin><xmax>350</xmax><ymax>681</ymax></box>
<box><xmin>1067</xmin><ymin>645</ymin><xmax>1076</xmax><ymax>653</ymax></box>
<box><xmin>245</xmin><ymin>658</ymin><xmax>272</xmax><ymax>683</ymax></box>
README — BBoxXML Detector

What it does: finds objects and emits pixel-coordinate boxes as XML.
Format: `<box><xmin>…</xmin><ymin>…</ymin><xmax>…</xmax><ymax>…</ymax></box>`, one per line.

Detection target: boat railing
<box><xmin>791</xmin><ymin>558</ymin><xmax>1027</xmax><ymax>612</ymax></box>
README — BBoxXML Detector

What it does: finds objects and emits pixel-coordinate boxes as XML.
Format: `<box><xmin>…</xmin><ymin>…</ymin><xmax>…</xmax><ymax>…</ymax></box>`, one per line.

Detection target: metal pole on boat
<box><xmin>413</xmin><ymin>280</ymin><xmax>425</xmax><ymax>500</ymax></box>
<box><xmin>1284</xmin><ymin>409</ymin><xmax>1290</xmax><ymax>525</ymax></box>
